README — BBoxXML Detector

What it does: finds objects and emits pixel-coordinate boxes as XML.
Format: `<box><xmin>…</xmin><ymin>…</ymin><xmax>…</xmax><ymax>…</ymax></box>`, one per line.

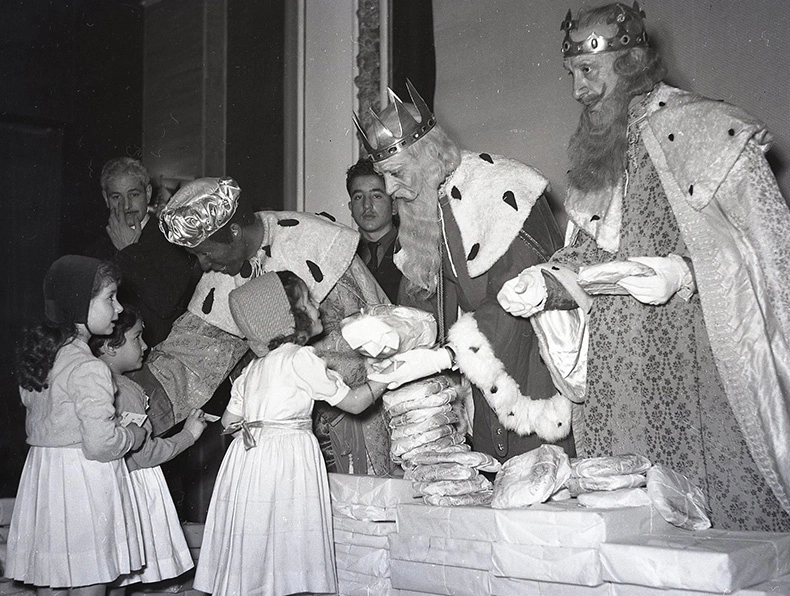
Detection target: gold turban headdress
<box><xmin>159</xmin><ymin>177</ymin><xmax>241</xmax><ymax>248</ymax></box>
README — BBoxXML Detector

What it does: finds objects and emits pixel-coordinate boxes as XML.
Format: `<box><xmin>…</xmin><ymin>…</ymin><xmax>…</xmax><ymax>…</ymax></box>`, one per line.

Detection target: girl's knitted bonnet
<box><xmin>228</xmin><ymin>272</ymin><xmax>294</xmax><ymax>357</ymax></box>
<box><xmin>43</xmin><ymin>255</ymin><xmax>103</xmax><ymax>325</ymax></box>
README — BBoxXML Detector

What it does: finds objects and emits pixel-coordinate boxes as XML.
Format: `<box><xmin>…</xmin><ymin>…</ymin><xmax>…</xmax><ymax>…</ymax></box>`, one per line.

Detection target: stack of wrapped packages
<box><xmin>341</xmin><ymin>308</ymin><xmax>790</xmax><ymax>594</ymax></box>
<box><xmin>487</xmin><ymin>446</ymin><xmax>790</xmax><ymax>595</ymax></box>
<box><xmin>490</xmin><ymin>446</ymin><xmax>713</xmax><ymax>530</ymax></box>
<box><xmin>386</xmin><ymin>376</ymin><xmax>501</xmax><ymax>507</ymax></box>
<box><xmin>327</xmin><ymin>472</ymin><xmax>414</xmax><ymax>595</ymax></box>
<box><xmin>563</xmin><ymin>453</ymin><xmax>712</xmax><ymax>532</ymax></box>
<box><xmin>566</xmin><ymin>453</ymin><xmax>652</xmax><ymax>508</ymax></box>
<box><xmin>388</xmin><ymin>444</ymin><xmax>670</xmax><ymax>595</ymax></box>
<box><xmin>342</xmin><ymin>305</ymin><xmax>500</xmax><ymax>507</ymax></box>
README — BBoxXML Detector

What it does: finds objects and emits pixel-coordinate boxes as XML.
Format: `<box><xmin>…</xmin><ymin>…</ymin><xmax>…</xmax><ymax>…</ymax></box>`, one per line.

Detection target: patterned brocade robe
<box><xmin>551</xmin><ymin>83</ymin><xmax>790</xmax><ymax>531</ymax></box>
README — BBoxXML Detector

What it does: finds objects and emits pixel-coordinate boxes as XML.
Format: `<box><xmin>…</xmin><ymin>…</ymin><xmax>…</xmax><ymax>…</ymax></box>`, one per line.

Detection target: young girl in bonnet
<box><xmin>8</xmin><ymin>255</ymin><xmax>148</xmax><ymax>594</ymax></box>
<box><xmin>193</xmin><ymin>270</ymin><xmax>388</xmax><ymax>596</ymax></box>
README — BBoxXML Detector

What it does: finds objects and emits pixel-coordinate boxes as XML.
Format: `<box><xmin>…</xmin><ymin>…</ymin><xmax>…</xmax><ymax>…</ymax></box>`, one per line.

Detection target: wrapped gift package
<box><xmin>332</xmin><ymin>500</ymin><xmax>401</xmax><ymax>522</ymax></box>
<box><xmin>335</xmin><ymin>528</ymin><xmax>391</xmax><ymax>550</ymax></box>
<box><xmin>395</xmin><ymin>503</ymin><xmax>498</xmax><ymax>542</ymax></box>
<box><xmin>389</xmin><ymin>534</ymin><xmax>492</xmax><ymax>570</ymax></box>
<box><xmin>495</xmin><ymin>500</ymin><xmax>673</xmax><ymax>547</ymax></box>
<box><xmin>335</xmin><ymin>542</ymin><xmax>391</xmax><ymax>578</ymax></box>
<box><xmin>340</xmin><ymin>304</ymin><xmax>437</xmax><ymax>359</ymax></box>
<box><xmin>490</xmin><ymin>575</ymin><xmax>611</xmax><ymax>596</ymax></box>
<box><xmin>390</xmin><ymin>559</ymin><xmax>490</xmax><ymax>596</ymax></box>
<box><xmin>333</xmin><ymin>514</ymin><xmax>397</xmax><ymax>550</ymax></box>
<box><xmin>494</xmin><ymin>575</ymin><xmax>790</xmax><ymax>596</ymax></box>
<box><xmin>492</xmin><ymin>542</ymin><xmax>602</xmax><ymax>585</ymax></box>
<box><xmin>608</xmin><ymin>575</ymin><xmax>790</xmax><ymax>596</ymax></box>
<box><xmin>333</xmin><ymin>514</ymin><xmax>398</xmax><ymax>535</ymax></box>
<box><xmin>337</xmin><ymin>568</ymin><xmax>394</xmax><ymax>596</ymax></box>
<box><xmin>600</xmin><ymin>530</ymin><xmax>790</xmax><ymax>593</ymax></box>
<box><xmin>329</xmin><ymin>473</ymin><xmax>415</xmax><ymax>521</ymax></box>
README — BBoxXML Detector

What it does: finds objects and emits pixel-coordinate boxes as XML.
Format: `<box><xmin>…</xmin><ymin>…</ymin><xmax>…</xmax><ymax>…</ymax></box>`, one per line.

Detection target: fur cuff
<box><xmin>447</xmin><ymin>313</ymin><xmax>572</xmax><ymax>442</ymax></box>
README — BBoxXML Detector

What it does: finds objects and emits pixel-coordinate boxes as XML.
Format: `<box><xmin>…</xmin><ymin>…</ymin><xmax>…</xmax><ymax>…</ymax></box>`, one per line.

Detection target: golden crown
<box><xmin>353</xmin><ymin>80</ymin><xmax>436</xmax><ymax>163</ymax></box>
<box><xmin>561</xmin><ymin>2</ymin><xmax>649</xmax><ymax>58</ymax></box>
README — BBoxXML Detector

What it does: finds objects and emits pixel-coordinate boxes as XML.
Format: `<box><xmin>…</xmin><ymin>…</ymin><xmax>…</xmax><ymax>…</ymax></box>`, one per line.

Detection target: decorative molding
<box><xmin>354</xmin><ymin>0</ymin><xmax>383</xmax><ymax>158</ymax></box>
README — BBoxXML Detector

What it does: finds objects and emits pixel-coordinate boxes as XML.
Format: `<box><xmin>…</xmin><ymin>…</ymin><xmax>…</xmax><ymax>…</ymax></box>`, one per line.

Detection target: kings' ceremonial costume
<box><xmin>133</xmin><ymin>204</ymin><xmax>393</xmax><ymax>476</ymax></box>
<box><xmin>423</xmin><ymin>150</ymin><xmax>575</xmax><ymax>461</ymax></box>
<box><xmin>546</xmin><ymin>83</ymin><xmax>790</xmax><ymax>530</ymax></box>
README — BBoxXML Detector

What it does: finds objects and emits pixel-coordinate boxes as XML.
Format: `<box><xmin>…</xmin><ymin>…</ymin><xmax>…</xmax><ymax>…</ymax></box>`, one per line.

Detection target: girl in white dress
<box><xmin>193</xmin><ymin>271</ymin><xmax>388</xmax><ymax>596</ymax></box>
<box><xmin>89</xmin><ymin>305</ymin><xmax>208</xmax><ymax>591</ymax></box>
<box><xmin>8</xmin><ymin>255</ymin><xmax>148</xmax><ymax>595</ymax></box>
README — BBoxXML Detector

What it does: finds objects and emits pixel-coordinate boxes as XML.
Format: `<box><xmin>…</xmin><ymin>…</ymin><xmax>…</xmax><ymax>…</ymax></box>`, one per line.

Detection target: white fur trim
<box><xmin>448</xmin><ymin>313</ymin><xmax>572</xmax><ymax>442</ymax></box>
<box><xmin>265</xmin><ymin>211</ymin><xmax>359</xmax><ymax>303</ymax></box>
<box><xmin>446</xmin><ymin>151</ymin><xmax>548</xmax><ymax>278</ymax></box>
<box><xmin>188</xmin><ymin>271</ymin><xmax>243</xmax><ymax>336</ymax></box>
<box><xmin>188</xmin><ymin>211</ymin><xmax>359</xmax><ymax>336</ymax></box>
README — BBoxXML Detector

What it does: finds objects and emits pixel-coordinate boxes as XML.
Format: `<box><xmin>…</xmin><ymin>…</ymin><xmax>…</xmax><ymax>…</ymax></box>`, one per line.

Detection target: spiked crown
<box><xmin>353</xmin><ymin>80</ymin><xmax>436</xmax><ymax>163</ymax></box>
<box><xmin>561</xmin><ymin>2</ymin><xmax>649</xmax><ymax>58</ymax></box>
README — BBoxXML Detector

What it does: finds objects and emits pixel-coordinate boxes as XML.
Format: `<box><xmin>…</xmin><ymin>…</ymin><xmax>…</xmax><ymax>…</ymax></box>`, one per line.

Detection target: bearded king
<box><xmin>358</xmin><ymin>81</ymin><xmax>578</xmax><ymax>462</ymax></box>
<box><xmin>498</xmin><ymin>2</ymin><xmax>790</xmax><ymax>531</ymax></box>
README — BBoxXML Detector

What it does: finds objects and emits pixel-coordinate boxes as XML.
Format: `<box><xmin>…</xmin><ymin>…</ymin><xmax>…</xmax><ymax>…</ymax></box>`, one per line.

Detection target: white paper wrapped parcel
<box><xmin>492</xmin><ymin>444</ymin><xmax>572</xmax><ymax>508</ymax></box>
<box><xmin>340</xmin><ymin>304</ymin><xmax>437</xmax><ymax>358</ymax></box>
<box><xmin>600</xmin><ymin>530</ymin><xmax>790</xmax><ymax>593</ymax></box>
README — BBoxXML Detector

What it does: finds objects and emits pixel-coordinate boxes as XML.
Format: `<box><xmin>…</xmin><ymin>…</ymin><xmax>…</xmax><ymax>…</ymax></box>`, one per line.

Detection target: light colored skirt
<box><xmin>6</xmin><ymin>446</ymin><xmax>144</xmax><ymax>588</ymax></box>
<box><xmin>117</xmin><ymin>466</ymin><xmax>193</xmax><ymax>585</ymax></box>
<box><xmin>194</xmin><ymin>426</ymin><xmax>337</xmax><ymax>596</ymax></box>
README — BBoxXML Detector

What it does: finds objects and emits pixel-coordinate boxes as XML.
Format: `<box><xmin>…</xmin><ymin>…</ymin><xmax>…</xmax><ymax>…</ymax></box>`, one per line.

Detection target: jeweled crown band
<box><xmin>561</xmin><ymin>2</ymin><xmax>649</xmax><ymax>58</ymax></box>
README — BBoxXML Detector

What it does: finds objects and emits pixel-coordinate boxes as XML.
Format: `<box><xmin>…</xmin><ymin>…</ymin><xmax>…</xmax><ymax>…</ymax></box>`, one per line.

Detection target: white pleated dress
<box><xmin>112</xmin><ymin>375</ymin><xmax>195</xmax><ymax>585</ymax></box>
<box><xmin>118</xmin><ymin>466</ymin><xmax>194</xmax><ymax>585</ymax></box>
<box><xmin>7</xmin><ymin>340</ymin><xmax>144</xmax><ymax>588</ymax></box>
<box><xmin>194</xmin><ymin>343</ymin><xmax>348</xmax><ymax>596</ymax></box>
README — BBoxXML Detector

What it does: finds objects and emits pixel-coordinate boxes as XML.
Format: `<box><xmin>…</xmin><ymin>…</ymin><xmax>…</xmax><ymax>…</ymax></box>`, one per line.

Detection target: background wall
<box><xmin>433</xmin><ymin>0</ymin><xmax>790</xmax><ymax>227</ymax></box>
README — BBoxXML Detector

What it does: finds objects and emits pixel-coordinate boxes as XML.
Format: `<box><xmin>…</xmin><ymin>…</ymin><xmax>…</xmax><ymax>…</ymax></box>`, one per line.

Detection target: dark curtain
<box><xmin>227</xmin><ymin>0</ymin><xmax>285</xmax><ymax>211</ymax></box>
<box><xmin>391</xmin><ymin>1</ymin><xmax>436</xmax><ymax>111</ymax></box>
<box><xmin>0</xmin><ymin>0</ymin><xmax>143</xmax><ymax>496</ymax></box>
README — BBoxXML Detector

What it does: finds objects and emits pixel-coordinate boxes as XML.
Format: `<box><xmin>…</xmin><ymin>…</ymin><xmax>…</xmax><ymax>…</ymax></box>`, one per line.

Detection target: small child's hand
<box><xmin>127</xmin><ymin>423</ymin><xmax>148</xmax><ymax>451</ymax></box>
<box><xmin>367</xmin><ymin>379</ymin><xmax>389</xmax><ymax>400</ymax></box>
<box><xmin>184</xmin><ymin>408</ymin><xmax>208</xmax><ymax>441</ymax></box>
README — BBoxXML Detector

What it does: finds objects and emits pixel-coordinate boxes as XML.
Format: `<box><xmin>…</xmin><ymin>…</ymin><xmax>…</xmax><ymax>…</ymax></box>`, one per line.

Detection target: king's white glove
<box><xmin>497</xmin><ymin>267</ymin><xmax>548</xmax><ymax>318</ymax></box>
<box><xmin>367</xmin><ymin>346</ymin><xmax>453</xmax><ymax>390</ymax></box>
<box><xmin>617</xmin><ymin>255</ymin><xmax>691</xmax><ymax>305</ymax></box>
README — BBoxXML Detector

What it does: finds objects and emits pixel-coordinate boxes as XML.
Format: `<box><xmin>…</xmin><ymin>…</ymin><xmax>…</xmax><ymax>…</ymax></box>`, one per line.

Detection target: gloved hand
<box><xmin>497</xmin><ymin>267</ymin><xmax>548</xmax><ymax>318</ymax></box>
<box><xmin>367</xmin><ymin>346</ymin><xmax>453</xmax><ymax>390</ymax></box>
<box><xmin>617</xmin><ymin>255</ymin><xmax>690</xmax><ymax>305</ymax></box>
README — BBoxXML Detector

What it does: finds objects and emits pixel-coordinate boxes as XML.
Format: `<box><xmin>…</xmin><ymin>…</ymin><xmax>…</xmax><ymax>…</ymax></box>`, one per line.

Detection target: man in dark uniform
<box><xmin>346</xmin><ymin>158</ymin><xmax>402</xmax><ymax>303</ymax></box>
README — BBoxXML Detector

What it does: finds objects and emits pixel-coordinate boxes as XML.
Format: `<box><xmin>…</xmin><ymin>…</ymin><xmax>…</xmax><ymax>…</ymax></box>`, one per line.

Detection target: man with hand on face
<box><xmin>84</xmin><ymin>157</ymin><xmax>198</xmax><ymax>347</ymax></box>
<box><xmin>346</xmin><ymin>158</ymin><xmax>402</xmax><ymax>303</ymax></box>
<box><xmin>498</xmin><ymin>2</ymin><xmax>790</xmax><ymax>531</ymax></box>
